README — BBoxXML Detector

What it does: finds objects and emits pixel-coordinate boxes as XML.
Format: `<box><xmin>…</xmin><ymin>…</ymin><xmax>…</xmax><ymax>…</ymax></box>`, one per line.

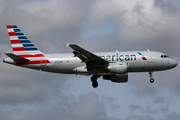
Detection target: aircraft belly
<box><xmin>128</xmin><ymin>60</ymin><xmax>169</xmax><ymax>72</ymax></box>
<box><xmin>52</xmin><ymin>61</ymin><xmax>86</xmax><ymax>74</ymax></box>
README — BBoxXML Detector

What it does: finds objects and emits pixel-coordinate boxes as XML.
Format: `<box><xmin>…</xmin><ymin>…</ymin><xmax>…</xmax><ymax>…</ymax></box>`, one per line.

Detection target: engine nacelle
<box><xmin>108</xmin><ymin>62</ymin><xmax>128</xmax><ymax>74</ymax></box>
<box><xmin>103</xmin><ymin>74</ymin><xmax>128</xmax><ymax>83</ymax></box>
<box><xmin>73</xmin><ymin>66</ymin><xmax>87</xmax><ymax>73</ymax></box>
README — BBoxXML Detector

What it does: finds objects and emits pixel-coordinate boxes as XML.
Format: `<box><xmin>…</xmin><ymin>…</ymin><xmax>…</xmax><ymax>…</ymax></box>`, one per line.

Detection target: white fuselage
<box><xmin>4</xmin><ymin>51</ymin><xmax>175</xmax><ymax>75</ymax></box>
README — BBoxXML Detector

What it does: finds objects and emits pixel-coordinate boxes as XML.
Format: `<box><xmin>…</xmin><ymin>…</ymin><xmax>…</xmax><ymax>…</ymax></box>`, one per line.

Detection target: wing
<box><xmin>67</xmin><ymin>43</ymin><xmax>109</xmax><ymax>72</ymax></box>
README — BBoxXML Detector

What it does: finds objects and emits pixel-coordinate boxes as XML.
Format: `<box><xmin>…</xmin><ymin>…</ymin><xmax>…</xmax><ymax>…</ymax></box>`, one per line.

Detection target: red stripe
<box><xmin>141</xmin><ymin>56</ymin><xmax>147</xmax><ymax>60</ymax></box>
<box><xmin>18</xmin><ymin>54</ymin><xmax>45</xmax><ymax>58</ymax></box>
<box><xmin>28</xmin><ymin>60</ymin><xmax>50</xmax><ymax>64</ymax></box>
<box><xmin>16</xmin><ymin>60</ymin><xmax>50</xmax><ymax>65</ymax></box>
<box><xmin>7</xmin><ymin>25</ymin><xmax>12</xmax><ymax>29</ymax></box>
<box><xmin>11</xmin><ymin>40</ymin><xmax>21</xmax><ymax>44</ymax></box>
<box><xmin>13</xmin><ymin>47</ymin><xmax>26</xmax><ymax>51</ymax></box>
<box><xmin>8</xmin><ymin>32</ymin><xmax>17</xmax><ymax>36</ymax></box>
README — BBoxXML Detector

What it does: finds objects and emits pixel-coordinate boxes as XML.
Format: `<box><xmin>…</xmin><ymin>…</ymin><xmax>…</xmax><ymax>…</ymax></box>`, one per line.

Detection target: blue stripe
<box><xmin>20</xmin><ymin>40</ymin><xmax>31</xmax><ymax>43</ymax></box>
<box><xmin>25</xmin><ymin>48</ymin><xmax>38</xmax><ymax>51</ymax></box>
<box><xmin>137</xmin><ymin>52</ymin><xmax>142</xmax><ymax>55</ymax></box>
<box><xmin>14</xmin><ymin>29</ymin><xmax>21</xmax><ymax>32</ymax></box>
<box><xmin>12</xmin><ymin>25</ymin><xmax>18</xmax><ymax>28</ymax></box>
<box><xmin>16</xmin><ymin>33</ymin><xmax>24</xmax><ymax>36</ymax></box>
<box><xmin>23</xmin><ymin>44</ymin><xmax>34</xmax><ymax>47</ymax></box>
<box><xmin>18</xmin><ymin>36</ymin><xmax>28</xmax><ymax>39</ymax></box>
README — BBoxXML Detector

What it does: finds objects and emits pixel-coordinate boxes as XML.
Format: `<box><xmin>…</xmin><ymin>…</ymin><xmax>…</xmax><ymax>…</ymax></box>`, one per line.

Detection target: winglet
<box><xmin>65</xmin><ymin>42</ymin><xmax>70</xmax><ymax>47</ymax></box>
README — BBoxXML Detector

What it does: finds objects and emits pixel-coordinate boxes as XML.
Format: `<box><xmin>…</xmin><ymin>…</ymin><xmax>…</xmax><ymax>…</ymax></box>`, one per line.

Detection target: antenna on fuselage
<box><xmin>147</xmin><ymin>49</ymin><xmax>150</xmax><ymax>51</ymax></box>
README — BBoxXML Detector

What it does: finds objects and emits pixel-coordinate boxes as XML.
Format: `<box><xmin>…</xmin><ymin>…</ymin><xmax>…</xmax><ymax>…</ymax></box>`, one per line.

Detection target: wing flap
<box><xmin>5</xmin><ymin>53</ymin><xmax>29</xmax><ymax>61</ymax></box>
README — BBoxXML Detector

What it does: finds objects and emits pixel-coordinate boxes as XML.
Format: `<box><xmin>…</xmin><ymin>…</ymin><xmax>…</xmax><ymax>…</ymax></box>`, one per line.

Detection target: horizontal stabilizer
<box><xmin>5</xmin><ymin>53</ymin><xmax>29</xmax><ymax>61</ymax></box>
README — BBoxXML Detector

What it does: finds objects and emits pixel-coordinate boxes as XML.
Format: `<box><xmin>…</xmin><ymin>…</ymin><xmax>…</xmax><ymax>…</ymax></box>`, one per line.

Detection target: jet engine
<box><xmin>108</xmin><ymin>62</ymin><xmax>128</xmax><ymax>74</ymax></box>
<box><xmin>103</xmin><ymin>74</ymin><xmax>128</xmax><ymax>83</ymax></box>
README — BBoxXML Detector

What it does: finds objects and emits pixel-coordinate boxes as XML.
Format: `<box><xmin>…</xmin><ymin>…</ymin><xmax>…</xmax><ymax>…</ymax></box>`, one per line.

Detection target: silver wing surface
<box><xmin>68</xmin><ymin>44</ymin><xmax>109</xmax><ymax>73</ymax></box>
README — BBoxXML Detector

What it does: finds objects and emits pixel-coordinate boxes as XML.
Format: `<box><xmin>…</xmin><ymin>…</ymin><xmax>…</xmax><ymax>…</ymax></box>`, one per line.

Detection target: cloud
<box><xmin>88</xmin><ymin>0</ymin><xmax>180</xmax><ymax>53</ymax></box>
<box><xmin>125</xmin><ymin>115</ymin><xmax>155</xmax><ymax>120</ymax></box>
<box><xmin>164</xmin><ymin>112</ymin><xmax>180</xmax><ymax>120</ymax></box>
<box><xmin>154</xmin><ymin>0</ymin><xmax>180</xmax><ymax>16</ymax></box>
<box><xmin>0</xmin><ymin>92</ymin><xmax>118</xmax><ymax>120</ymax></box>
<box><xmin>0</xmin><ymin>0</ymin><xmax>94</xmax><ymax>53</ymax></box>
<box><xmin>0</xmin><ymin>62</ymin><xmax>70</xmax><ymax>104</ymax></box>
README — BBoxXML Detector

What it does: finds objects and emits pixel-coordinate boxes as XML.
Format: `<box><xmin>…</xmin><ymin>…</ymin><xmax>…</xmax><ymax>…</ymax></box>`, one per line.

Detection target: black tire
<box><xmin>92</xmin><ymin>82</ymin><xmax>98</xmax><ymax>88</ymax></box>
<box><xmin>150</xmin><ymin>78</ymin><xmax>154</xmax><ymax>83</ymax></box>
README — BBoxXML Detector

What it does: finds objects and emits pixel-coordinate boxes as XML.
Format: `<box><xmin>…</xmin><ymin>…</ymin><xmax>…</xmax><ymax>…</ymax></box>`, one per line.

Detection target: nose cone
<box><xmin>170</xmin><ymin>59</ymin><xmax>177</xmax><ymax>68</ymax></box>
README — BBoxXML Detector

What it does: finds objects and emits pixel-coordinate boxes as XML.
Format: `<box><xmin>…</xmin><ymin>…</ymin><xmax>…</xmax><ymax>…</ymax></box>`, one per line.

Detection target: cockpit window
<box><xmin>161</xmin><ymin>55</ymin><xmax>170</xmax><ymax>58</ymax></box>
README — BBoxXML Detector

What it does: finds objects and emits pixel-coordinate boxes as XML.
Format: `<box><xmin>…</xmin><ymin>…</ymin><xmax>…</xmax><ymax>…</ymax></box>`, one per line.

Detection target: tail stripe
<box><xmin>16</xmin><ymin>60</ymin><xmax>50</xmax><ymax>66</ymax></box>
<box><xmin>13</xmin><ymin>47</ymin><xmax>26</xmax><ymax>51</ymax></box>
<box><xmin>11</xmin><ymin>40</ymin><xmax>21</xmax><ymax>44</ymax></box>
<box><xmin>10</xmin><ymin>40</ymin><xmax>32</xmax><ymax>44</ymax></box>
<box><xmin>20</xmin><ymin>40</ymin><xmax>31</xmax><ymax>43</ymax></box>
<box><xmin>7</xmin><ymin>25</ymin><xmax>39</xmax><ymax>52</ymax></box>
<box><xmin>10</xmin><ymin>36</ymin><xmax>18</xmax><ymax>40</ymax></box>
<box><xmin>22</xmin><ymin>43</ymin><xmax>34</xmax><ymax>47</ymax></box>
<box><xmin>14</xmin><ymin>29</ymin><xmax>21</xmax><ymax>32</ymax></box>
<box><xmin>8</xmin><ymin>32</ymin><xmax>17</xmax><ymax>36</ymax></box>
<box><xmin>18</xmin><ymin>54</ymin><xmax>44</xmax><ymax>58</ymax></box>
<box><xmin>6</xmin><ymin>25</ymin><xmax>51</xmax><ymax>65</ymax></box>
<box><xmin>24</xmin><ymin>47</ymin><xmax>38</xmax><ymax>51</ymax></box>
<box><xmin>12</xmin><ymin>44</ymin><xmax>23</xmax><ymax>47</ymax></box>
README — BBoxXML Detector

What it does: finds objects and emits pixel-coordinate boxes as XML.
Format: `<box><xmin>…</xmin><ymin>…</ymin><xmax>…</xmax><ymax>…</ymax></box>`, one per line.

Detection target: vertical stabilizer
<box><xmin>6</xmin><ymin>25</ymin><xmax>41</xmax><ymax>54</ymax></box>
<box><xmin>5</xmin><ymin>25</ymin><xmax>50</xmax><ymax>66</ymax></box>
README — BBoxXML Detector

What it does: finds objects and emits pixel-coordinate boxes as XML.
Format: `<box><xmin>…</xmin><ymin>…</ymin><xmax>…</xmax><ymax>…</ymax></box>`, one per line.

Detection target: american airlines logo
<box><xmin>137</xmin><ymin>52</ymin><xmax>147</xmax><ymax>60</ymax></box>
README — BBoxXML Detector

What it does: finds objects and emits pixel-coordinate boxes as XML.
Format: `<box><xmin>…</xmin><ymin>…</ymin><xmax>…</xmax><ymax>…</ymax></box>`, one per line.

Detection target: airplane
<box><xmin>3</xmin><ymin>25</ymin><xmax>177</xmax><ymax>88</ymax></box>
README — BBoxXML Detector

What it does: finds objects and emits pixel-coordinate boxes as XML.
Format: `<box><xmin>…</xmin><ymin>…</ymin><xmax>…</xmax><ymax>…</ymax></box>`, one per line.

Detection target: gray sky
<box><xmin>0</xmin><ymin>0</ymin><xmax>180</xmax><ymax>120</ymax></box>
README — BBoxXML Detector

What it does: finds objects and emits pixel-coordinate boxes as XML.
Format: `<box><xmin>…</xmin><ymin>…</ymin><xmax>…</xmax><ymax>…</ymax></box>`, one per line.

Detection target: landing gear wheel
<box><xmin>150</xmin><ymin>78</ymin><xmax>154</xmax><ymax>83</ymax></box>
<box><xmin>149</xmin><ymin>71</ymin><xmax>154</xmax><ymax>83</ymax></box>
<box><xmin>91</xmin><ymin>75</ymin><xmax>100</xmax><ymax>88</ymax></box>
<box><xmin>92</xmin><ymin>82</ymin><xmax>98</xmax><ymax>88</ymax></box>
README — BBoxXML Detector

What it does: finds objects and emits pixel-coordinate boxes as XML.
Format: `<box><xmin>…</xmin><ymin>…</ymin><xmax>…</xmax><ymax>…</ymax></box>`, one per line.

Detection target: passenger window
<box><xmin>161</xmin><ymin>55</ymin><xmax>163</xmax><ymax>58</ymax></box>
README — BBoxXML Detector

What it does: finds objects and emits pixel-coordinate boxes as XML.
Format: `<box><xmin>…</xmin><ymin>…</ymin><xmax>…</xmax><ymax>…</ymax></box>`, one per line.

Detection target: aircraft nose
<box><xmin>170</xmin><ymin>59</ymin><xmax>177</xmax><ymax>68</ymax></box>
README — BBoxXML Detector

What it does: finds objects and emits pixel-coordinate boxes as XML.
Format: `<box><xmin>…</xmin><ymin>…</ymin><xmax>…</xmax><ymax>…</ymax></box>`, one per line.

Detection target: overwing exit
<box><xmin>3</xmin><ymin>25</ymin><xmax>177</xmax><ymax>88</ymax></box>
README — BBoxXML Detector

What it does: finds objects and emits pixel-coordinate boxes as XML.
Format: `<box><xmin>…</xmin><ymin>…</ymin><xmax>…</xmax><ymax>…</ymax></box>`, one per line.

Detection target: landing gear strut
<box><xmin>149</xmin><ymin>72</ymin><xmax>154</xmax><ymax>83</ymax></box>
<box><xmin>91</xmin><ymin>75</ymin><xmax>100</xmax><ymax>88</ymax></box>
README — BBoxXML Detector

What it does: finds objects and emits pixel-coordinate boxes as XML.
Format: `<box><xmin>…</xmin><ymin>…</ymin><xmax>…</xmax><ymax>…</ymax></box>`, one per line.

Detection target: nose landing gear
<box><xmin>149</xmin><ymin>72</ymin><xmax>154</xmax><ymax>83</ymax></box>
<box><xmin>150</xmin><ymin>78</ymin><xmax>154</xmax><ymax>83</ymax></box>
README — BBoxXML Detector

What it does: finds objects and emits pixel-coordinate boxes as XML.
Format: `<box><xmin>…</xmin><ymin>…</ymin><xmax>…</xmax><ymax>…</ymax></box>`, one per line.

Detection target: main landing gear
<box><xmin>91</xmin><ymin>75</ymin><xmax>100</xmax><ymax>88</ymax></box>
<box><xmin>149</xmin><ymin>72</ymin><xmax>154</xmax><ymax>83</ymax></box>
